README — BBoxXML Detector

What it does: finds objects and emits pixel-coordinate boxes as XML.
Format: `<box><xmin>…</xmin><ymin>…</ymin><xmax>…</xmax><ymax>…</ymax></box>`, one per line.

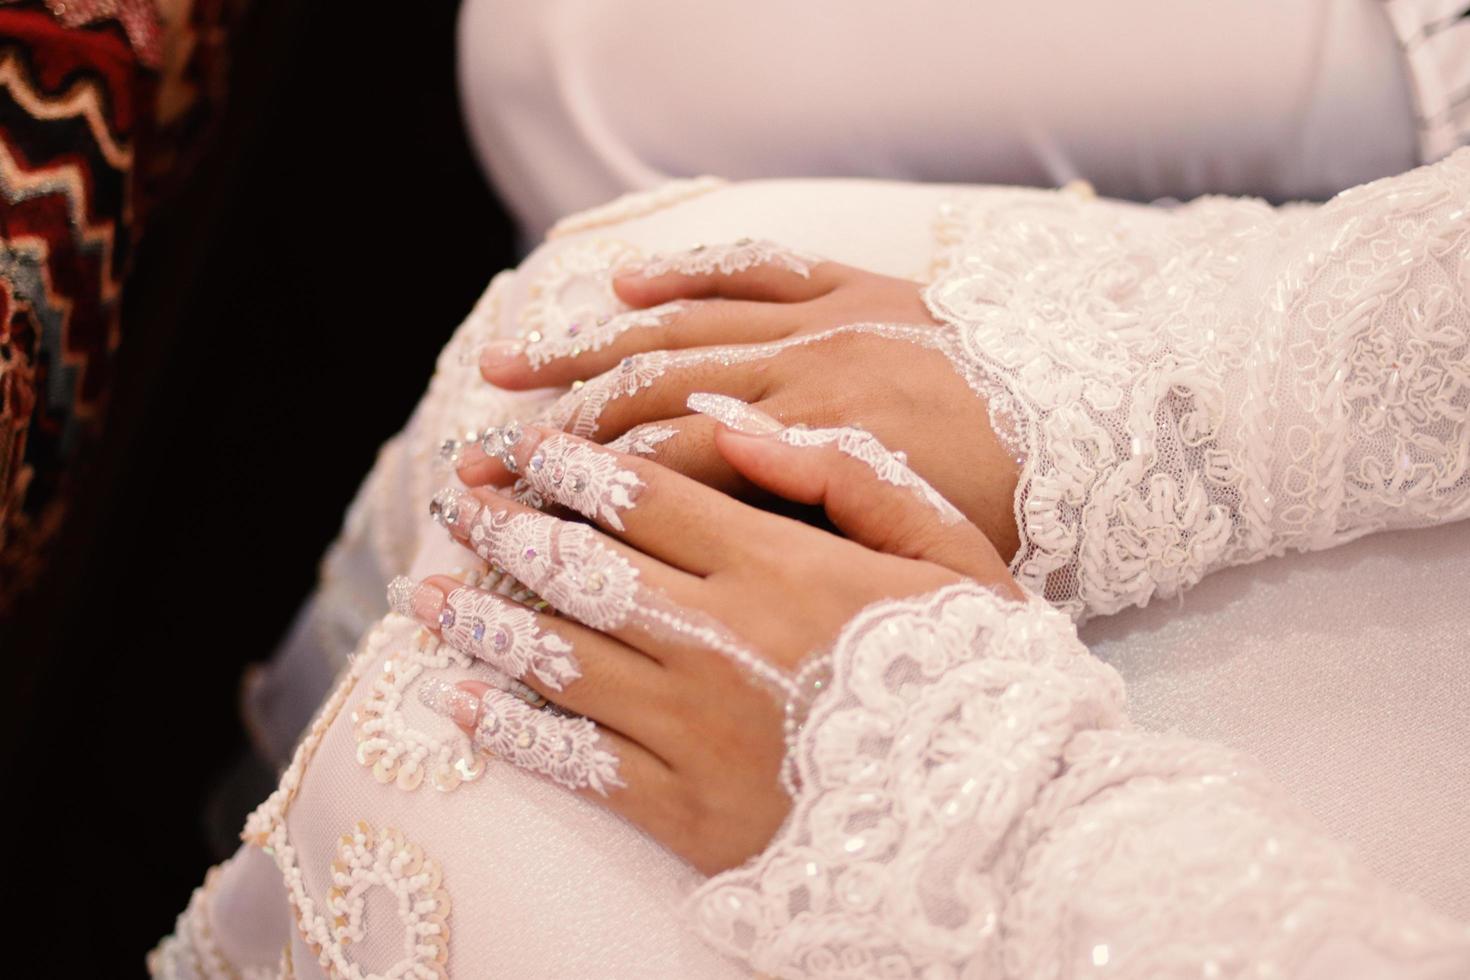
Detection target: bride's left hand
<box><xmin>395</xmin><ymin>404</ymin><xmax>1019</xmax><ymax>874</ymax></box>
<box><xmin>456</xmin><ymin>252</ymin><xmax>1023</xmax><ymax>559</ymax></box>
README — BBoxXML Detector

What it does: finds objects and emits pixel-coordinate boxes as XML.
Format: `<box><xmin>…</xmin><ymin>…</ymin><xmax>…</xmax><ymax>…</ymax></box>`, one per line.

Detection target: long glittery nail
<box><xmin>686</xmin><ymin>392</ymin><xmax>784</xmax><ymax>435</ymax></box>
<box><xmin>418</xmin><ymin>677</ymin><xmax>483</xmax><ymax>728</ymax></box>
<box><xmin>386</xmin><ymin>576</ymin><xmax>447</xmax><ymax>622</ymax></box>
<box><xmin>430</xmin><ymin>487</ymin><xmax>480</xmax><ymax>535</ymax></box>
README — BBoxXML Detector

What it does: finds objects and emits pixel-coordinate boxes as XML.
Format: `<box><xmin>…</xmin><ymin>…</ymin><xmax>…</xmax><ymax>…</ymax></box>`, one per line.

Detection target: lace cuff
<box><xmin>924</xmin><ymin>150</ymin><xmax>1470</xmax><ymax>620</ymax></box>
<box><xmin>692</xmin><ymin>583</ymin><xmax>1470</xmax><ymax>977</ymax></box>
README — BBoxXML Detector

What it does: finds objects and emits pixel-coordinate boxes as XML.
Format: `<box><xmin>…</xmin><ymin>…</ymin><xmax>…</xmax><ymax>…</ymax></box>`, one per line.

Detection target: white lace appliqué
<box><xmin>693</xmin><ymin>583</ymin><xmax>1470</xmax><ymax>978</ymax></box>
<box><xmin>924</xmin><ymin>149</ymin><xmax>1470</xmax><ymax>620</ymax></box>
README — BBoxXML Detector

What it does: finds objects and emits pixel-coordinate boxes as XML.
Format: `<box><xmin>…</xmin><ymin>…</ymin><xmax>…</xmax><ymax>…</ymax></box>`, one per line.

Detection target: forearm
<box><xmin>924</xmin><ymin>150</ymin><xmax>1470</xmax><ymax>620</ymax></box>
<box><xmin>693</xmin><ymin>583</ymin><xmax>1470</xmax><ymax>978</ymax></box>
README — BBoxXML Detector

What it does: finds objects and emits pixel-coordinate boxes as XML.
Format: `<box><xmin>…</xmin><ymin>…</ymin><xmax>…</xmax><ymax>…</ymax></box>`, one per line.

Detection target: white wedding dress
<box><xmin>153</xmin><ymin>150</ymin><xmax>1470</xmax><ymax>977</ymax></box>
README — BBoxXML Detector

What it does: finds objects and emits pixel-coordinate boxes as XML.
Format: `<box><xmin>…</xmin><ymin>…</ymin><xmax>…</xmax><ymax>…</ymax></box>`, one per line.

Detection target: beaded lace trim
<box><xmin>924</xmin><ymin>149</ymin><xmax>1470</xmax><ymax>620</ymax></box>
<box><xmin>693</xmin><ymin>583</ymin><xmax>1470</xmax><ymax>978</ymax></box>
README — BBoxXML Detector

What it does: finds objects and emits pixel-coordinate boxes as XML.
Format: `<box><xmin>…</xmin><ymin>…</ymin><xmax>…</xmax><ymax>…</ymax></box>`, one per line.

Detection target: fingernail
<box><xmin>479</xmin><ymin>421</ymin><xmax>526</xmax><ymax>473</ymax></box>
<box><xmin>456</xmin><ymin>440</ymin><xmax>489</xmax><ymax>469</ymax></box>
<box><xmin>418</xmin><ymin>677</ymin><xmax>482</xmax><ymax>728</ymax></box>
<box><xmin>686</xmin><ymin>392</ymin><xmax>784</xmax><ymax>435</ymax></box>
<box><xmin>387</xmin><ymin>575</ymin><xmax>447</xmax><ymax>622</ymax></box>
<box><xmin>430</xmin><ymin>487</ymin><xmax>480</xmax><ymax>535</ymax></box>
<box><xmin>478</xmin><ymin>339</ymin><xmax>525</xmax><ymax>373</ymax></box>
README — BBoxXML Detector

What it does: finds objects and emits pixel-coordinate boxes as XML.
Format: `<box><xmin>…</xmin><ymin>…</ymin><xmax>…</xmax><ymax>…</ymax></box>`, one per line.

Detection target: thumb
<box><xmin>686</xmin><ymin>393</ymin><xmax>1018</xmax><ymax>591</ymax></box>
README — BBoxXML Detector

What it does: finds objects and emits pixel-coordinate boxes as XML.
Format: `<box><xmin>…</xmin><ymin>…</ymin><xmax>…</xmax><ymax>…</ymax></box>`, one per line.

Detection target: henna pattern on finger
<box><xmin>441</xmin><ymin>586</ymin><xmax>581</xmax><ymax>691</ymax></box>
<box><xmin>418</xmin><ymin>679</ymin><xmax>622</xmax><ymax>795</ymax></box>
<box><xmin>521</xmin><ymin>301</ymin><xmax>690</xmax><ymax>369</ymax></box>
<box><xmin>389</xmin><ymin>575</ymin><xmax>580</xmax><ymax>690</ymax></box>
<box><xmin>535</xmin><ymin>322</ymin><xmax>945</xmax><ymax>439</ymax></box>
<box><xmin>606</xmin><ymin>423</ymin><xmax>678</xmax><ymax>458</ymax></box>
<box><xmin>471</xmin><ymin>509</ymin><xmax>641</xmax><ymax>632</ymax></box>
<box><xmin>778</xmin><ymin>426</ymin><xmax>965</xmax><ymax>525</ymax></box>
<box><xmin>684</xmin><ymin>392</ymin><xmax>965</xmax><ymax>524</ymax></box>
<box><xmin>632</xmin><ymin>239</ymin><xmax>823</xmax><ymax>280</ymax></box>
<box><xmin>519</xmin><ymin>434</ymin><xmax>644</xmax><ymax>531</ymax></box>
<box><xmin>438</xmin><ymin>493</ymin><xmax>804</xmax><ymax>705</ymax></box>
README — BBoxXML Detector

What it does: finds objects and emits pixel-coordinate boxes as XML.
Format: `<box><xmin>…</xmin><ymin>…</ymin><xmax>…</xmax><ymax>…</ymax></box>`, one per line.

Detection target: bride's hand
<box><xmin>460</xmin><ymin>250</ymin><xmax>1022</xmax><ymax>558</ymax></box>
<box><xmin>395</xmin><ymin>405</ymin><xmax>1019</xmax><ymax>874</ymax></box>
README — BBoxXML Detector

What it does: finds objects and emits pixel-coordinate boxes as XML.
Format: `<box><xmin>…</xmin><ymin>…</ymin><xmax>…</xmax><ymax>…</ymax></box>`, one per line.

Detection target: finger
<box><xmin>479</xmin><ymin>299</ymin><xmax>802</xmax><ymax>390</ymax></box>
<box><xmin>689</xmin><ymin>393</ymin><xmax>1020</xmax><ymax>592</ymax></box>
<box><xmin>538</xmin><ymin>346</ymin><xmax>776</xmax><ymax>441</ymax></box>
<box><xmin>418</xmin><ymin>678</ymin><xmax>676</xmax><ymax>816</ymax></box>
<box><xmin>612</xmin><ymin>238</ymin><xmax>840</xmax><ymax>307</ymax></box>
<box><xmin>485</xmin><ymin>423</ymin><xmax>769</xmax><ymax>574</ymax></box>
<box><xmin>458</xmin><ymin>416</ymin><xmax>725</xmax><ymax>490</ymax></box>
<box><xmin>426</xmin><ymin>484</ymin><xmax>710</xmax><ymax>646</ymax></box>
<box><xmin>388</xmin><ymin>574</ymin><xmax>671</xmax><ymax>738</ymax></box>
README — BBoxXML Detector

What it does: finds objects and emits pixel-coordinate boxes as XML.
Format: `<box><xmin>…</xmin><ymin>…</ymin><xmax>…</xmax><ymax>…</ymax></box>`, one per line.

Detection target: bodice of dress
<box><xmin>924</xmin><ymin>148</ymin><xmax>1470</xmax><ymax>620</ymax></box>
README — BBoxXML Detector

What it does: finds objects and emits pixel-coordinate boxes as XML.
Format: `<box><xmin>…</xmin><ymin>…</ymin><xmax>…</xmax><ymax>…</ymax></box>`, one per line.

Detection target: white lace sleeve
<box><xmin>923</xmin><ymin>150</ymin><xmax>1470</xmax><ymax>620</ymax></box>
<box><xmin>692</xmin><ymin>583</ymin><xmax>1470</xmax><ymax>978</ymax></box>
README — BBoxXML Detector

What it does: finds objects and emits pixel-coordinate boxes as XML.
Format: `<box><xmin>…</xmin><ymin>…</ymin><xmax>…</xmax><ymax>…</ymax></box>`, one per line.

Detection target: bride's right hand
<box><xmin>393</xmin><ymin>403</ymin><xmax>1020</xmax><ymax>874</ymax></box>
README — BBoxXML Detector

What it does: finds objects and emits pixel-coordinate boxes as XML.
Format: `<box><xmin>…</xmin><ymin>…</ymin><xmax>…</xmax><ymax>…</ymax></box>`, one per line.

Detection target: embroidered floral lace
<box><xmin>692</xmin><ymin>583</ymin><xmax>1470</xmax><ymax>978</ymax></box>
<box><xmin>925</xmin><ymin>148</ymin><xmax>1470</xmax><ymax>620</ymax></box>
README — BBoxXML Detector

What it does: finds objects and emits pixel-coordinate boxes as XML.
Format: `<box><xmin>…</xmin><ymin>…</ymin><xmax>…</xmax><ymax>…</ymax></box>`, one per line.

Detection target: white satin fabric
<box><xmin>457</xmin><ymin>0</ymin><xmax>1419</xmax><ymax>242</ymax></box>
<box><xmin>160</xmin><ymin>178</ymin><xmax>1469</xmax><ymax>977</ymax></box>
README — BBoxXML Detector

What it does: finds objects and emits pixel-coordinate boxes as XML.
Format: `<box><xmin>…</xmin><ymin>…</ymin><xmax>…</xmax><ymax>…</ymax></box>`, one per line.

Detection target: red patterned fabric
<box><xmin>0</xmin><ymin>0</ymin><xmax>232</xmax><ymax>609</ymax></box>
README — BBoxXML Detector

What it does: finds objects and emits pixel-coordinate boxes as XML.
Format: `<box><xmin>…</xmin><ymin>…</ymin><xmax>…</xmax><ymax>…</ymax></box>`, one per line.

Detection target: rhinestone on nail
<box><xmin>471</xmin><ymin>620</ymin><xmax>486</xmax><ymax>643</ymax></box>
<box><xmin>438</xmin><ymin>608</ymin><xmax>456</xmax><ymax>629</ymax></box>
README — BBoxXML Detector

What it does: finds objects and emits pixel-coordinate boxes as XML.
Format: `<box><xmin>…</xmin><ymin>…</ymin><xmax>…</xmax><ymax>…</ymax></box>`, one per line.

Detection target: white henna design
<box><xmin>519</xmin><ymin>434</ymin><xmax>644</xmax><ymax>531</ymax></box>
<box><xmin>456</xmin><ymin>498</ymin><xmax>803</xmax><ymax>705</ymax></box>
<box><xmin>522</xmin><ymin>301</ymin><xmax>690</xmax><ymax>369</ymax></box>
<box><xmin>538</xmin><ymin>322</ymin><xmax>945</xmax><ymax>439</ymax></box>
<box><xmin>634</xmin><ymin>238</ymin><xmax>823</xmax><ymax>279</ymax></box>
<box><xmin>441</xmin><ymin>587</ymin><xmax>580</xmax><ymax>691</ymax></box>
<box><xmin>469</xmin><ymin>509</ymin><xmax>640</xmax><ymax>632</ymax></box>
<box><xmin>779</xmin><ymin>425</ymin><xmax>965</xmax><ymax>525</ymax></box>
<box><xmin>419</xmin><ymin>678</ymin><xmax>622</xmax><ymax>795</ymax></box>
<box><xmin>606</xmin><ymin>423</ymin><xmax>678</xmax><ymax>457</ymax></box>
<box><xmin>684</xmin><ymin>393</ymin><xmax>963</xmax><ymax>523</ymax></box>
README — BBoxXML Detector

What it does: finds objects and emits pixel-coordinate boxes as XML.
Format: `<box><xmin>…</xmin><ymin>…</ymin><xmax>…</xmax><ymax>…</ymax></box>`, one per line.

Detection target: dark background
<box><xmin>0</xmin><ymin>5</ymin><xmax>517</xmax><ymax>974</ymax></box>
